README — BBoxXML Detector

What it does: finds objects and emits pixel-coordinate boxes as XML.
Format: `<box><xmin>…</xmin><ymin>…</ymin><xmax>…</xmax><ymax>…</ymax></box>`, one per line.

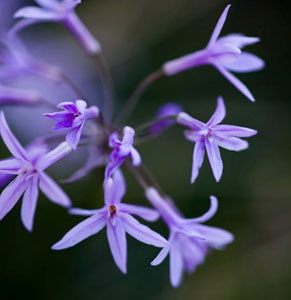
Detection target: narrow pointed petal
<box><xmin>35</xmin><ymin>0</ymin><xmax>60</xmax><ymax>10</ymax></box>
<box><xmin>119</xmin><ymin>203</ymin><xmax>159</xmax><ymax>222</ymax></box>
<box><xmin>207</xmin><ymin>5</ymin><xmax>231</xmax><ymax>47</ymax></box>
<box><xmin>130</xmin><ymin>147</ymin><xmax>141</xmax><ymax>166</ymax></box>
<box><xmin>66</xmin><ymin>123</ymin><xmax>83</xmax><ymax>150</ymax></box>
<box><xmin>21</xmin><ymin>175</ymin><xmax>39</xmax><ymax>232</ymax></box>
<box><xmin>107</xmin><ymin>218</ymin><xmax>127</xmax><ymax>274</ymax></box>
<box><xmin>214</xmin><ymin>64</ymin><xmax>255</xmax><ymax>102</ymax></box>
<box><xmin>104</xmin><ymin>169</ymin><xmax>126</xmax><ymax>205</ymax></box>
<box><xmin>44</xmin><ymin>111</ymin><xmax>74</xmax><ymax>122</ymax></box>
<box><xmin>122</xmin><ymin>126</ymin><xmax>135</xmax><ymax>145</ymax></box>
<box><xmin>214</xmin><ymin>125</ymin><xmax>257</xmax><ymax>137</ymax></box>
<box><xmin>170</xmin><ymin>238</ymin><xmax>183</xmax><ymax>287</ymax></box>
<box><xmin>215</xmin><ymin>136</ymin><xmax>248</xmax><ymax>151</ymax></box>
<box><xmin>205</xmin><ymin>140</ymin><xmax>223</xmax><ymax>182</ymax></box>
<box><xmin>0</xmin><ymin>174</ymin><xmax>27</xmax><ymax>220</ymax></box>
<box><xmin>38</xmin><ymin>142</ymin><xmax>72</xmax><ymax>170</ymax></box>
<box><xmin>76</xmin><ymin>100</ymin><xmax>87</xmax><ymax>113</ymax></box>
<box><xmin>191</xmin><ymin>139</ymin><xmax>205</xmax><ymax>183</ymax></box>
<box><xmin>39</xmin><ymin>172</ymin><xmax>71</xmax><ymax>207</ymax></box>
<box><xmin>0</xmin><ymin>158</ymin><xmax>24</xmax><ymax>174</ymax></box>
<box><xmin>52</xmin><ymin>212</ymin><xmax>106</xmax><ymax>250</ymax></box>
<box><xmin>151</xmin><ymin>247</ymin><xmax>170</xmax><ymax>266</ymax></box>
<box><xmin>177</xmin><ymin>112</ymin><xmax>205</xmax><ymax>130</ymax></box>
<box><xmin>207</xmin><ymin>97</ymin><xmax>226</xmax><ymax>126</ymax></box>
<box><xmin>122</xmin><ymin>214</ymin><xmax>168</xmax><ymax>247</ymax></box>
<box><xmin>224</xmin><ymin>52</ymin><xmax>265</xmax><ymax>73</ymax></box>
<box><xmin>195</xmin><ymin>224</ymin><xmax>234</xmax><ymax>249</ymax></box>
<box><xmin>0</xmin><ymin>111</ymin><xmax>29</xmax><ymax>161</ymax></box>
<box><xmin>9</xmin><ymin>19</ymin><xmax>41</xmax><ymax>37</ymax></box>
<box><xmin>104</xmin><ymin>155</ymin><xmax>124</xmax><ymax>181</ymax></box>
<box><xmin>218</xmin><ymin>34</ymin><xmax>260</xmax><ymax>48</ymax></box>
<box><xmin>69</xmin><ymin>207</ymin><xmax>106</xmax><ymax>216</ymax></box>
<box><xmin>14</xmin><ymin>7</ymin><xmax>60</xmax><ymax>20</ymax></box>
<box><xmin>57</xmin><ymin>102</ymin><xmax>78</xmax><ymax>113</ymax></box>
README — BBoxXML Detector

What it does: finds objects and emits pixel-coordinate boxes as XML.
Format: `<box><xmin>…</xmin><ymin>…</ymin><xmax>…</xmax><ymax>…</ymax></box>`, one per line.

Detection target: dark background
<box><xmin>0</xmin><ymin>0</ymin><xmax>290</xmax><ymax>299</ymax></box>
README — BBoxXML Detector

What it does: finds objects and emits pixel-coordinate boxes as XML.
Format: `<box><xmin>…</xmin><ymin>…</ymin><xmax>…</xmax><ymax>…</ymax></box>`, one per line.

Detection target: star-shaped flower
<box><xmin>146</xmin><ymin>187</ymin><xmax>233</xmax><ymax>287</ymax></box>
<box><xmin>177</xmin><ymin>96</ymin><xmax>257</xmax><ymax>182</ymax></box>
<box><xmin>52</xmin><ymin>170</ymin><xmax>168</xmax><ymax>273</ymax></box>
<box><xmin>0</xmin><ymin>112</ymin><xmax>72</xmax><ymax>231</ymax></box>
<box><xmin>11</xmin><ymin>0</ymin><xmax>101</xmax><ymax>56</ymax></box>
<box><xmin>44</xmin><ymin>100</ymin><xmax>99</xmax><ymax>149</ymax></box>
<box><xmin>105</xmin><ymin>126</ymin><xmax>141</xmax><ymax>181</ymax></box>
<box><xmin>162</xmin><ymin>5</ymin><xmax>265</xmax><ymax>101</ymax></box>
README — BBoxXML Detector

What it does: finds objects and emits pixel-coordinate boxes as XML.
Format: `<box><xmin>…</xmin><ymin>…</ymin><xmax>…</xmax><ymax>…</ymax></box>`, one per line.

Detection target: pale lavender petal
<box><xmin>37</xmin><ymin>142</ymin><xmax>72</xmax><ymax>170</ymax></box>
<box><xmin>224</xmin><ymin>52</ymin><xmax>265</xmax><ymax>73</ymax></box>
<box><xmin>9</xmin><ymin>19</ymin><xmax>41</xmax><ymax>37</ymax></box>
<box><xmin>108</xmin><ymin>132</ymin><xmax>120</xmax><ymax>148</ymax></box>
<box><xmin>44</xmin><ymin>111</ymin><xmax>74</xmax><ymax>122</ymax></box>
<box><xmin>104</xmin><ymin>169</ymin><xmax>126</xmax><ymax>205</ymax></box>
<box><xmin>107</xmin><ymin>218</ymin><xmax>127</xmax><ymax>273</ymax></box>
<box><xmin>57</xmin><ymin>102</ymin><xmax>78</xmax><ymax>112</ymax></box>
<box><xmin>39</xmin><ymin>172</ymin><xmax>71</xmax><ymax>207</ymax></box>
<box><xmin>35</xmin><ymin>0</ymin><xmax>60</xmax><ymax>10</ymax></box>
<box><xmin>119</xmin><ymin>203</ymin><xmax>159</xmax><ymax>222</ymax></box>
<box><xmin>0</xmin><ymin>86</ymin><xmax>40</xmax><ymax>106</ymax></box>
<box><xmin>122</xmin><ymin>126</ymin><xmax>135</xmax><ymax>145</ymax></box>
<box><xmin>0</xmin><ymin>174</ymin><xmax>27</xmax><ymax>220</ymax></box>
<box><xmin>151</xmin><ymin>247</ymin><xmax>170</xmax><ymax>266</ymax></box>
<box><xmin>207</xmin><ymin>97</ymin><xmax>226</xmax><ymax>126</ymax></box>
<box><xmin>0</xmin><ymin>111</ymin><xmax>29</xmax><ymax>162</ymax></box>
<box><xmin>69</xmin><ymin>207</ymin><xmax>106</xmax><ymax>216</ymax></box>
<box><xmin>215</xmin><ymin>136</ymin><xmax>248</xmax><ymax>151</ymax></box>
<box><xmin>207</xmin><ymin>5</ymin><xmax>231</xmax><ymax>47</ymax></box>
<box><xmin>0</xmin><ymin>173</ymin><xmax>13</xmax><ymax>187</ymax></box>
<box><xmin>104</xmin><ymin>153</ymin><xmax>124</xmax><ymax>181</ymax></box>
<box><xmin>83</xmin><ymin>106</ymin><xmax>99</xmax><ymax>120</ymax></box>
<box><xmin>218</xmin><ymin>34</ymin><xmax>260</xmax><ymax>48</ymax></box>
<box><xmin>195</xmin><ymin>224</ymin><xmax>234</xmax><ymax>249</ymax></box>
<box><xmin>21</xmin><ymin>175</ymin><xmax>39</xmax><ymax>232</ymax></box>
<box><xmin>214</xmin><ymin>125</ymin><xmax>257</xmax><ymax>137</ymax></box>
<box><xmin>121</xmin><ymin>214</ymin><xmax>168</xmax><ymax>247</ymax></box>
<box><xmin>66</xmin><ymin>123</ymin><xmax>83</xmax><ymax>149</ymax></box>
<box><xmin>184</xmin><ymin>130</ymin><xmax>201</xmax><ymax>142</ymax></box>
<box><xmin>170</xmin><ymin>237</ymin><xmax>183</xmax><ymax>287</ymax></box>
<box><xmin>177</xmin><ymin>112</ymin><xmax>205</xmax><ymax>130</ymax></box>
<box><xmin>209</xmin><ymin>43</ymin><xmax>241</xmax><ymax>65</ymax></box>
<box><xmin>129</xmin><ymin>147</ymin><xmax>141</xmax><ymax>166</ymax></box>
<box><xmin>191</xmin><ymin>139</ymin><xmax>205</xmax><ymax>183</ymax></box>
<box><xmin>52</xmin><ymin>212</ymin><xmax>106</xmax><ymax>250</ymax></box>
<box><xmin>14</xmin><ymin>7</ymin><xmax>60</xmax><ymax>20</ymax></box>
<box><xmin>205</xmin><ymin>139</ymin><xmax>223</xmax><ymax>182</ymax></box>
<box><xmin>76</xmin><ymin>100</ymin><xmax>87</xmax><ymax>113</ymax></box>
<box><xmin>0</xmin><ymin>158</ymin><xmax>24</xmax><ymax>174</ymax></box>
<box><xmin>214</xmin><ymin>64</ymin><xmax>255</xmax><ymax>102</ymax></box>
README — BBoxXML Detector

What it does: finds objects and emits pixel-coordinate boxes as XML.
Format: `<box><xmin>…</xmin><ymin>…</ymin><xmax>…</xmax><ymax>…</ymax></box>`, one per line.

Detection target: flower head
<box><xmin>146</xmin><ymin>187</ymin><xmax>233</xmax><ymax>287</ymax></box>
<box><xmin>0</xmin><ymin>112</ymin><xmax>72</xmax><ymax>231</ymax></box>
<box><xmin>44</xmin><ymin>100</ymin><xmax>99</xmax><ymax>149</ymax></box>
<box><xmin>105</xmin><ymin>126</ymin><xmax>141</xmax><ymax>181</ymax></box>
<box><xmin>11</xmin><ymin>0</ymin><xmax>101</xmax><ymax>56</ymax></box>
<box><xmin>162</xmin><ymin>5</ymin><xmax>265</xmax><ymax>101</ymax></box>
<box><xmin>52</xmin><ymin>170</ymin><xmax>168</xmax><ymax>273</ymax></box>
<box><xmin>177</xmin><ymin>96</ymin><xmax>257</xmax><ymax>182</ymax></box>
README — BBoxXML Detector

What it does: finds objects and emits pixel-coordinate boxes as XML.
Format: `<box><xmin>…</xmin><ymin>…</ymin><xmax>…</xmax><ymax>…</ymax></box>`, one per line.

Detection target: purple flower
<box><xmin>150</xmin><ymin>103</ymin><xmax>182</xmax><ymax>136</ymax></box>
<box><xmin>177</xmin><ymin>96</ymin><xmax>257</xmax><ymax>182</ymax></box>
<box><xmin>52</xmin><ymin>170</ymin><xmax>168</xmax><ymax>273</ymax></box>
<box><xmin>146</xmin><ymin>187</ymin><xmax>233</xmax><ymax>287</ymax></box>
<box><xmin>44</xmin><ymin>100</ymin><xmax>99</xmax><ymax>149</ymax></box>
<box><xmin>105</xmin><ymin>126</ymin><xmax>141</xmax><ymax>180</ymax></box>
<box><xmin>162</xmin><ymin>5</ymin><xmax>265</xmax><ymax>101</ymax></box>
<box><xmin>11</xmin><ymin>0</ymin><xmax>101</xmax><ymax>56</ymax></box>
<box><xmin>0</xmin><ymin>112</ymin><xmax>72</xmax><ymax>231</ymax></box>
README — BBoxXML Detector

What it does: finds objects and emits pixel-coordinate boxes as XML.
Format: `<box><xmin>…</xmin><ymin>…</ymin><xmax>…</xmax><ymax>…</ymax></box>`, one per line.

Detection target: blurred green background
<box><xmin>0</xmin><ymin>0</ymin><xmax>291</xmax><ymax>299</ymax></box>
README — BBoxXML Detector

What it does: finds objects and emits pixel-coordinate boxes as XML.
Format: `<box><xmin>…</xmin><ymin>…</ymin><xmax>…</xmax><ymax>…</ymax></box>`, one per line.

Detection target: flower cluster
<box><xmin>0</xmin><ymin>3</ymin><xmax>264</xmax><ymax>287</ymax></box>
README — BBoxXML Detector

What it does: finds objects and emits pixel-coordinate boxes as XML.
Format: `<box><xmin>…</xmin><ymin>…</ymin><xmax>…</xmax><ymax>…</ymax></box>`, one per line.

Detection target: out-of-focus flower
<box><xmin>150</xmin><ymin>103</ymin><xmax>182</xmax><ymax>136</ymax></box>
<box><xmin>162</xmin><ymin>5</ymin><xmax>265</xmax><ymax>101</ymax></box>
<box><xmin>0</xmin><ymin>112</ymin><xmax>72</xmax><ymax>231</ymax></box>
<box><xmin>105</xmin><ymin>126</ymin><xmax>141</xmax><ymax>181</ymax></box>
<box><xmin>12</xmin><ymin>0</ymin><xmax>101</xmax><ymax>56</ymax></box>
<box><xmin>177</xmin><ymin>97</ymin><xmax>257</xmax><ymax>182</ymax></box>
<box><xmin>146</xmin><ymin>187</ymin><xmax>233</xmax><ymax>287</ymax></box>
<box><xmin>44</xmin><ymin>100</ymin><xmax>99</xmax><ymax>149</ymax></box>
<box><xmin>52</xmin><ymin>170</ymin><xmax>168</xmax><ymax>273</ymax></box>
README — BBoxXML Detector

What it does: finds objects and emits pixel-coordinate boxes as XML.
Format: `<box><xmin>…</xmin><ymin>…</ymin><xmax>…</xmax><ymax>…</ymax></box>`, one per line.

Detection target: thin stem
<box><xmin>61</xmin><ymin>73</ymin><xmax>87</xmax><ymax>100</ymax></box>
<box><xmin>115</xmin><ymin>69</ymin><xmax>164</xmax><ymax>125</ymax></box>
<box><xmin>133</xmin><ymin>115</ymin><xmax>177</xmax><ymax>133</ymax></box>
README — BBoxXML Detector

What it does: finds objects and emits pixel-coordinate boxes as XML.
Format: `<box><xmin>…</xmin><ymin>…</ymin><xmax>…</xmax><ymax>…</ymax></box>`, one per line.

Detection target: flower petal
<box><xmin>224</xmin><ymin>52</ymin><xmax>265</xmax><ymax>73</ymax></box>
<box><xmin>119</xmin><ymin>203</ymin><xmax>159</xmax><ymax>222</ymax></box>
<box><xmin>0</xmin><ymin>111</ymin><xmax>29</xmax><ymax>162</ymax></box>
<box><xmin>214</xmin><ymin>124</ymin><xmax>257</xmax><ymax>137</ymax></box>
<box><xmin>170</xmin><ymin>236</ymin><xmax>184</xmax><ymax>287</ymax></box>
<box><xmin>215</xmin><ymin>136</ymin><xmax>248</xmax><ymax>151</ymax></box>
<box><xmin>39</xmin><ymin>172</ymin><xmax>71</xmax><ymax>207</ymax></box>
<box><xmin>151</xmin><ymin>247</ymin><xmax>170</xmax><ymax>266</ymax></box>
<box><xmin>104</xmin><ymin>153</ymin><xmax>124</xmax><ymax>181</ymax></box>
<box><xmin>129</xmin><ymin>147</ymin><xmax>141</xmax><ymax>166</ymax></box>
<box><xmin>0</xmin><ymin>158</ymin><xmax>24</xmax><ymax>174</ymax></box>
<box><xmin>207</xmin><ymin>96</ymin><xmax>226</xmax><ymax>126</ymax></box>
<box><xmin>35</xmin><ymin>0</ymin><xmax>60</xmax><ymax>10</ymax></box>
<box><xmin>122</xmin><ymin>126</ymin><xmax>135</xmax><ymax>145</ymax></box>
<box><xmin>14</xmin><ymin>7</ymin><xmax>60</xmax><ymax>20</ymax></box>
<box><xmin>207</xmin><ymin>5</ymin><xmax>231</xmax><ymax>47</ymax></box>
<box><xmin>66</xmin><ymin>123</ymin><xmax>83</xmax><ymax>149</ymax></box>
<box><xmin>76</xmin><ymin>100</ymin><xmax>87</xmax><ymax>113</ymax></box>
<box><xmin>69</xmin><ymin>207</ymin><xmax>106</xmax><ymax>216</ymax></box>
<box><xmin>107</xmin><ymin>218</ymin><xmax>127</xmax><ymax>274</ymax></box>
<box><xmin>214</xmin><ymin>64</ymin><xmax>255</xmax><ymax>102</ymax></box>
<box><xmin>191</xmin><ymin>139</ymin><xmax>205</xmax><ymax>183</ymax></box>
<box><xmin>104</xmin><ymin>169</ymin><xmax>126</xmax><ymax>205</ymax></box>
<box><xmin>52</xmin><ymin>212</ymin><xmax>106</xmax><ymax>250</ymax></box>
<box><xmin>205</xmin><ymin>139</ymin><xmax>223</xmax><ymax>182</ymax></box>
<box><xmin>21</xmin><ymin>175</ymin><xmax>39</xmax><ymax>232</ymax></box>
<box><xmin>9</xmin><ymin>19</ymin><xmax>41</xmax><ymax>37</ymax></box>
<box><xmin>57</xmin><ymin>102</ymin><xmax>78</xmax><ymax>113</ymax></box>
<box><xmin>177</xmin><ymin>112</ymin><xmax>205</xmax><ymax>130</ymax></box>
<box><xmin>0</xmin><ymin>174</ymin><xmax>27</xmax><ymax>220</ymax></box>
<box><xmin>218</xmin><ymin>34</ymin><xmax>260</xmax><ymax>49</ymax></box>
<box><xmin>0</xmin><ymin>173</ymin><xmax>13</xmax><ymax>187</ymax></box>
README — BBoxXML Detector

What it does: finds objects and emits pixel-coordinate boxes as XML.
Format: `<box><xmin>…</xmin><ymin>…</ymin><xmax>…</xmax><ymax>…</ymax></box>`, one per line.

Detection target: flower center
<box><xmin>73</xmin><ymin>112</ymin><xmax>81</xmax><ymax>119</ymax></box>
<box><xmin>109</xmin><ymin>205</ymin><xmax>116</xmax><ymax>214</ymax></box>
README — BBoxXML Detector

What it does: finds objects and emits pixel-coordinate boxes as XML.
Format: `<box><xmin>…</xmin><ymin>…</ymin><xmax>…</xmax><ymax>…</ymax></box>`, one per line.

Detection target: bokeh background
<box><xmin>0</xmin><ymin>0</ymin><xmax>290</xmax><ymax>299</ymax></box>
